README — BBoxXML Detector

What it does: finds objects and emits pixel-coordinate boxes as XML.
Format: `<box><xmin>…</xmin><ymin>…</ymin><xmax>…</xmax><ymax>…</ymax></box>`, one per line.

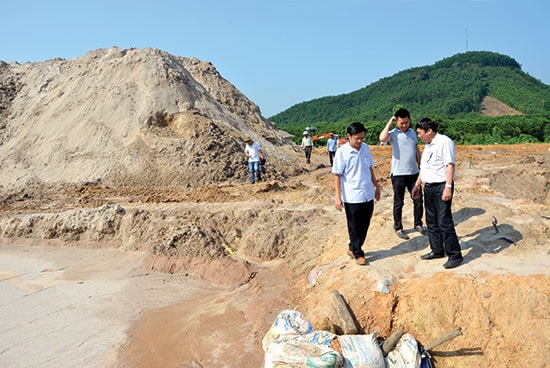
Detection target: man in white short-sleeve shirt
<box><xmin>333</xmin><ymin>122</ymin><xmax>381</xmax><ymax>266</ymax></box>
<box><xmin>412</xmin><ymin>118</ymin><xmax>463</xmax><ymax>269</ymax></box>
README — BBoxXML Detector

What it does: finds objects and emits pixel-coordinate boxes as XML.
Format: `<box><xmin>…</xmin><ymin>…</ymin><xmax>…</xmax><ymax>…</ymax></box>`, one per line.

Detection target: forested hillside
<box><xmin>269</xmin><ymin>51</ymin><xmax>550</xmax><ymax>145</ymax></box>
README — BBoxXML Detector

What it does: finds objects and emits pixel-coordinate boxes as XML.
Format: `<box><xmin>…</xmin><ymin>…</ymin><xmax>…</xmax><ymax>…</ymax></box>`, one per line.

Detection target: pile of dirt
<box><xmin>0</xmin><ymin>47</ymin><xmax>302</xmax><ymax>191</ymax></box>
<box><xmin>0</xmin><ymin>47</ymin><xmax>549</xmax><ymax>367</ymax></box>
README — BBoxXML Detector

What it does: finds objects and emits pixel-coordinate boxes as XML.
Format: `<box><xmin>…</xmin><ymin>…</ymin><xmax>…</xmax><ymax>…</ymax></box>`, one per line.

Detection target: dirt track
<box><xmin>0</xmin><ymin>143</ymin><xmax>549</xmax><ymax>368</ymax></box>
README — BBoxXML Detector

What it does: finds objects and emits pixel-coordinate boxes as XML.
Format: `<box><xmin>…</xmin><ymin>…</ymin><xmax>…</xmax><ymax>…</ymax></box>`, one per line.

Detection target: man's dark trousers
<box><xmin>423</xmin><ymin>183</ymin><xmax>462</xmax><ymax>260</ymax></box>
<box><xmin>344</xmin><ymin>200</ymin><xmax>374</xmax><ymax>258</ymax></box>
<box><xmin>391</xmin><ymin>173</ymin><xmax>423</xmax><ymax>231</ymax></box>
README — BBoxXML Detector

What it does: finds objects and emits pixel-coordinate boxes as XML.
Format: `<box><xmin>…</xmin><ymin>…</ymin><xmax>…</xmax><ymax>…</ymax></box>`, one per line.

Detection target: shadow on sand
<box><xmin>366</xmin><ymin>207</ymin><xmax>522</xmax><ymax>265</ymax></box>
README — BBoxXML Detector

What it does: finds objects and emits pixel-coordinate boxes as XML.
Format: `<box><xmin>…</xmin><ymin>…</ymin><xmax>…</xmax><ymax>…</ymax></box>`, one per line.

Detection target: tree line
<box><xmin>270</xmin><ymin>51</ymin><xmax>550</xmax><ymax>145</ymax></box>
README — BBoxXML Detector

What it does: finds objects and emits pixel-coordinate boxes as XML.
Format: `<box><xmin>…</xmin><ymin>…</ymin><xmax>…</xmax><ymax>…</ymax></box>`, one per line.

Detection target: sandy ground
<box><xmin>1</xmin><ymin>227</ymin><xmax>547</xmax><ymax>368</ymax></box>
<box><xmin>0</xmin><ymin>144</ymin><xmax>549</xmax><ymax>368</ymax></box>
<box><xmin>0</xmin><ymin>245</ymin><xmax>225</xmax><ymax>368</ymax></box>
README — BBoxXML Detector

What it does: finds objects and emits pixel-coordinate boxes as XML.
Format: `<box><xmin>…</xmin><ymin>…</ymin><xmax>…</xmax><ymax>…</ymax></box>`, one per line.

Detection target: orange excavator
<box><xmin>311</xmin><ymin>132</ymin><xmax>348</xmax><ymax>146</ymax></box>
<box><xmin>311</xmin><ymin>132</ymin><xmax>333</xmax><ymax>142</ymax></box>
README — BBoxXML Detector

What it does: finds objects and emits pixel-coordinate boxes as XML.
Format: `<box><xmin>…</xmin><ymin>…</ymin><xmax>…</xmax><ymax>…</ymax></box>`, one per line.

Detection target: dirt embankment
<box><xmin>1</xmin><ymin>144</ymin><xmax>549</xmax><ymax>368</ymax></box>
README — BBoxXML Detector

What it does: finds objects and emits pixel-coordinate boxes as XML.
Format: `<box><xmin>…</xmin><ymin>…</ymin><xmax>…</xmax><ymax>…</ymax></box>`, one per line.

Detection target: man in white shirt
<box><xmin>244</xmin><ymin>137</ymin><xmax>265</xmax><ymax>184</ymax></box>
<box><xmin>301</xmin><ymin>131</ymin><xmax>313</xmax><ymax>164</ymax></box>
<box><xmin>332</xmin><ymin>122</ymin><xmax>381</xmax><ymax>266</ymax></box>
<box><xmin>412</xmin><ymin>118</ymin><xmax>463</xmax><ymax>269</ymax></box>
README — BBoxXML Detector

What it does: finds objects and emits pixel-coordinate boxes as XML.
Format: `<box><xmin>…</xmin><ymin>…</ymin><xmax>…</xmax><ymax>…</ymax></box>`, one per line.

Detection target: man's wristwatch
<box><xmin>445</xmin><ymin>184</ymin><xmax>452</xmax><ymax>188</ymax></box>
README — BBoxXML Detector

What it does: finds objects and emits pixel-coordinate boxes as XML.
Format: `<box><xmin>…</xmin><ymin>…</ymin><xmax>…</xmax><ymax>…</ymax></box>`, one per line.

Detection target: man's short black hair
<box><xmin>416</xmin><ymin>117</ymin><xmax>438</xmax><ymax>133</ymax></box>
<box><xmin>394</xmin><ymin>108</ymin><xmax>410</xmax><ymax>119</ymax></box>
<box><xmin>347</xmin><ymin>122</ymin><xmax>366</xmax><ymax>136</ymax></box>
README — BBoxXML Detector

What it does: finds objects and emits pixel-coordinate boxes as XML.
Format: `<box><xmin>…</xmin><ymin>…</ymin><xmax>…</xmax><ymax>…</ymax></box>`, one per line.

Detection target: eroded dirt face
<box><xmin>1</xmin><ymin>144</ymin><xmax>549</xmax><ymax>368</ymax></box>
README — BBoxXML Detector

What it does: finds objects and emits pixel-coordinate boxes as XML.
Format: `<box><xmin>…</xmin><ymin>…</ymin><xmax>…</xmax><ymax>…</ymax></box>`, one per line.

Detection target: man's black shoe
<box><xmin>396</xmin><ymin>230</ymin><xmax>410</xmax><ymax>240</ymax></box>
<box><xmin>443</xmin><ymin>258</ymin><xmax>463</xmax><ymax>269</ymax></box>
<box><xmin>420</xmin><ymin>252</ymin><xmax>445</xmax><ymax>260</ymax></box>
<box><xmin>414</xmin><ymin>225</ymin><xmax>427</xmax><ymax>235</ymax></box>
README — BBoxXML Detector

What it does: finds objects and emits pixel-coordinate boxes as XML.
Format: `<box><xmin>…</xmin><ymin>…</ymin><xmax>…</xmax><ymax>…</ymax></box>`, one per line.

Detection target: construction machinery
<box><xmin>310</xmin><ymin>132</ymin><xmax>348</xmax><ymax>146</ymax></box>
<box><xmin>311</xmin><ymin>132</ymin><xmax>334</xmax><ymax>142</ymax></box>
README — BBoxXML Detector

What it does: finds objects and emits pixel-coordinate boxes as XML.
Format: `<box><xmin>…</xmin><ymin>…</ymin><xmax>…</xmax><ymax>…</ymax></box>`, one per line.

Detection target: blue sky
<box><xmin>2</xmin><ymin>0</ymin><xmax>548</xmax><ymax>117</ymax></box>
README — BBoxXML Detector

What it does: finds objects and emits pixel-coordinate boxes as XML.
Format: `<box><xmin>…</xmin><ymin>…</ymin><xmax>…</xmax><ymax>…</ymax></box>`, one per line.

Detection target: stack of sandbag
<box><xmin>384</xmin><ymin>333</ymin><xmax>421</xmax><ymax>368</ymax></box>
<box><xmin>262</xmin><ymin>309</ymin><xmax>342</xmax><ymax>368</ymax></box>
<box><xmin>262</xmin><ymin>310</ymin><xmax>387</xmax><ymax>368</ymax></box>
<box><xmin>333</xmin><ymin>333</ymin><xmax>386</xmax><ymax>368</ymax></box>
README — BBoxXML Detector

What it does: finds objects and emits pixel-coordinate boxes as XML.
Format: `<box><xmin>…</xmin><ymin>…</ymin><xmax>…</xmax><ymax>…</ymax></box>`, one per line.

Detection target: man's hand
<box><xmin>380</xmin><ymin>116</ymin><xmax>396</xmax><ymax>142</ymax></box>
<box><xmin>335</xmin><ymin>197</ymin><xmax>343</xmax><ymax>212</ymax></box>
<box><xmin>411</xmin><ymin>184</ymin><xmax>421</xmax><ymax>199</ymax></box>
<box><xmin>442</xmin><ymin>187</ymin><xmax>452</xmax><ymax>201</ymax></box>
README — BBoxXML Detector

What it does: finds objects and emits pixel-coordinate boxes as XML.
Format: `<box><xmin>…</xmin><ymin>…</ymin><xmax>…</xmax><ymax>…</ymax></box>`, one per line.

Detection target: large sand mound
<box><xmin>0</xmin><ymin>47</ymin><xmax>301</xmax><ymax>190</ymax></box>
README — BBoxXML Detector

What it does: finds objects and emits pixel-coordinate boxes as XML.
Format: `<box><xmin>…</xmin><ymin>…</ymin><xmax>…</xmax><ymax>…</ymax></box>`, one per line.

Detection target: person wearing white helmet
<box><xmin>301</xmin><ymin>131</ymin><xmax>313</xmax><ymax>163</ymax></box>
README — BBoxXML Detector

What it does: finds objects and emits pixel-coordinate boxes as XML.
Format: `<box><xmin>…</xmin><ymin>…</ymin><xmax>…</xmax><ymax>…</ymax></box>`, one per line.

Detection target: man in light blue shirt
<box><xmin>379</xmin><ymin>108</ymin><xmax>424</xmax><ymax>240</ymax></box>
<box><xmin>333</xmin><ymin>122</ymin><xmax>381</xmax><ymax>266</ymax></box>
<box><xmin>326</xmin><ymin>132</ymin><xmax>338</xmax><ymax>166</ymax></box>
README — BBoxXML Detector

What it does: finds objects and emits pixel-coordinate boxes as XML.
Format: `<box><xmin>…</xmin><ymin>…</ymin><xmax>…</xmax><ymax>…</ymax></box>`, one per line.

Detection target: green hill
<box><xmin>269</xmin><ymin>51</ymin><xmax>550</xmax><ymax>145</ymax></box>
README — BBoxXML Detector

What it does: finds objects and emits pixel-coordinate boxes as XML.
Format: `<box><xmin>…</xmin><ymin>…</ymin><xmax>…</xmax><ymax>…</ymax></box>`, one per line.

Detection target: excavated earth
<box><xmin>0</xmin><ymin>47</ymin><xmax>548</xmax><ymax>368</ymax></box>
<box><xmin>0</xmin><ymin>144</ymin><xmax>548</xmax><ymax>368</ymax></box>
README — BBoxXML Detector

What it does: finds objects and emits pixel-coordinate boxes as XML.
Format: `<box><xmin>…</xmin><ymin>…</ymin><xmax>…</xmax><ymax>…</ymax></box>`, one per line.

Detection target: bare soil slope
<box><xmin>480</xmin><ymin>96</ymin><xmax>522</xmax><ymax>116</ymax></box>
